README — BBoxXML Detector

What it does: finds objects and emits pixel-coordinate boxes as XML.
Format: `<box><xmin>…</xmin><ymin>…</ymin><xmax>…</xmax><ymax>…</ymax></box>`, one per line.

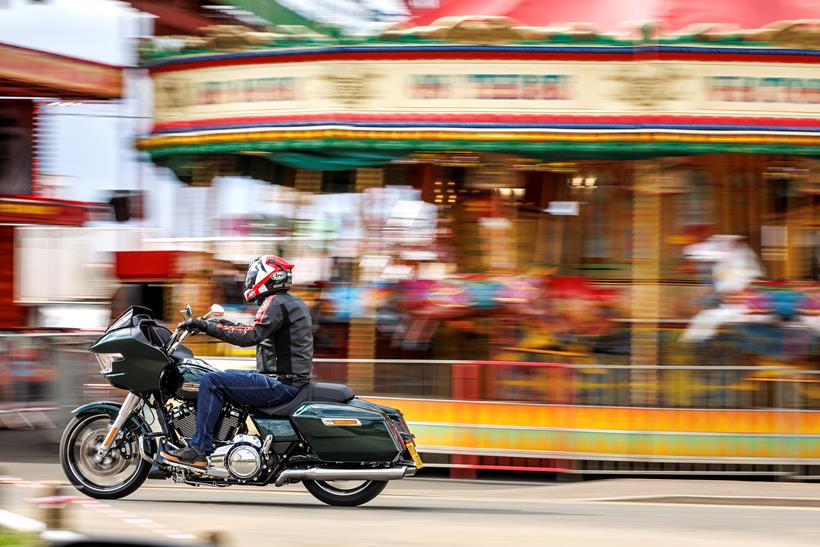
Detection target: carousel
<box><xmin>136</xmin><ymin>14</ymin><xmax>820</xmax><ymax>402</ymax></box>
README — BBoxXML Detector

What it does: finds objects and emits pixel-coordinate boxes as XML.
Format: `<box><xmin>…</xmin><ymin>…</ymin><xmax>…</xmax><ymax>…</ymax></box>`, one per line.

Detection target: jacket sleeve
<box><xmin>204</xmin><ymin>298</ymin><xmax>282</xmax><ymax>347</ymax></box>
<box><xmin>213</xmin><ymin>318</ymin><xmax>237</xmax><ymax>326</ymax></box>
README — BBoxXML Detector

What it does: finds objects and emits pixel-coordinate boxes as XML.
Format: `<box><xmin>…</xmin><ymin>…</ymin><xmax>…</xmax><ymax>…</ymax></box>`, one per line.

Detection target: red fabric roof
<box><xmin>410</xmin><ymin>0</ymin><xmax>820</xmax><ymax>32</ymax></box>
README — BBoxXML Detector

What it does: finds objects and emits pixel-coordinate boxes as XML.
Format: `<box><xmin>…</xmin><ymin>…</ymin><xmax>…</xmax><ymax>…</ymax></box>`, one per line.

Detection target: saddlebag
<box><xmin>292</xmin><ymin>403</ymin><xmax>403</xmax><ymax>463</ymax></box>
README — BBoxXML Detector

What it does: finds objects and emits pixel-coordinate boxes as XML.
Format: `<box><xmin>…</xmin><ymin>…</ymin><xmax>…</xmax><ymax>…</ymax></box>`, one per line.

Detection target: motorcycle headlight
<box><xmin>94</xmin><ymin>353</ymin><xmax>123</xmax><ymax>374</ymax></box>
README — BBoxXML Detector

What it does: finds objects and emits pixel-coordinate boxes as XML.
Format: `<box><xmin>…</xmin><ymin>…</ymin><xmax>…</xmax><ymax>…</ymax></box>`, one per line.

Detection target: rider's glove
<box><xmin>178</xmin><ymin>318</ymin><xmax>208</xmax><ymax>335</ymax></box>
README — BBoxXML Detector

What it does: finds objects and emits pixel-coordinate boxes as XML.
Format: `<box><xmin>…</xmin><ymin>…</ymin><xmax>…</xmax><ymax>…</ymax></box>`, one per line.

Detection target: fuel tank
<box><xmin>161</xmin><ymin>358</ymin><xmax>220</xmax><ymax>400</ymax></box>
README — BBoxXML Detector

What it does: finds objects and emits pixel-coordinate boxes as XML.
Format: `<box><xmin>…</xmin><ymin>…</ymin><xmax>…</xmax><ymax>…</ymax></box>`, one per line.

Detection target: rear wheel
<box><xmin>60</xmin><ymin>413</ymin><xmax>151</xmax><ymax>500</ymax></box>
<box><xmin>302</xmin><ymin>479</ymin><xmax>388</xmax><ymax>507</ymax></box>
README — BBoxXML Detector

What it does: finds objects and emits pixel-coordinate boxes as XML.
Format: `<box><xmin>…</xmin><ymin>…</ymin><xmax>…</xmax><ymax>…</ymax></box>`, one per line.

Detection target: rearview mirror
<box><xmin>210</xmin><ymin>304</ymin><xmax>225</xmax><ymax>317</ymax></box>
<box><xmin>180</xmin><ymin>304</ymin><xmax>192</xmax><ymax>319</ymax></box>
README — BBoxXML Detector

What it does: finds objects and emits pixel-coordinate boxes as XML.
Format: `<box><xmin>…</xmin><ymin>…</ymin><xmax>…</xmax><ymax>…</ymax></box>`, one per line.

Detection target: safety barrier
<box><xmin>279</xmin><ymin>357</ymin><xmax>820</xmax><ymax>476</ymax></box>
<box><xmin>0</xmin><ymin>334</ymin><xmax>101</xmax><ymax>431</ymax></box>
<box><xmin>2</xmin><ymin>334</ymin><xmax>819</xmax><ymax>476</ymax></box>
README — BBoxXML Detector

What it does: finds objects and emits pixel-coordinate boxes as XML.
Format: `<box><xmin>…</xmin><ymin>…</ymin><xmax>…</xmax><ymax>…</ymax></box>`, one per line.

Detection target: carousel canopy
<box><xmin>138</xmin><ymin>14</ymin><xmax>820</xmax><ymax>165</ymax></box>
<box><xmin>410</xmin><ymin>0</ymin><xmax>820</xmax><ymax>32</ymax></box>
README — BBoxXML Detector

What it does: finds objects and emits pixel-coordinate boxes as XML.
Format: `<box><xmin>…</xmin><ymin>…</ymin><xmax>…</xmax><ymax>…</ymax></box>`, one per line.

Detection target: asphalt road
<box><xmin>3</xmin><ymin>460</ymin><xmax>820</xmax><ymax>547</ymax></box>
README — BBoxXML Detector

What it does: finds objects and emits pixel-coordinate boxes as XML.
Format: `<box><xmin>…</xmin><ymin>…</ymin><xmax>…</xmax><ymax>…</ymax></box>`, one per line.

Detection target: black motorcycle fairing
<box><xmin>92</xmin><ymin>316</ymin><xmax>194</xmax><ymax>393</ymax></box>
<box><xmin>106</xmin><ymin>306</ymin><xmax>155</xmax><ymax>333</ymax></box>
<box><xmin>92</xmin><ymin>327</ymin><xmax>170</xmax><ymax>393</ymax></box>
<box><xmin>139</xmin><ymin>320</ymin><xmax>193</xmax><ymax>359</ymax></box>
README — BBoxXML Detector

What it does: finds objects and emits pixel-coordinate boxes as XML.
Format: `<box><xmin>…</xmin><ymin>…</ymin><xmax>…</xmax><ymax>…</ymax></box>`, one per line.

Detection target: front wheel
<box><xmin>60</xmin><ymin>413</ymin><xmax>151</xmax><ymax>500</ymax></box>
<box><xmin>302</xmin><ymin>479</ymin><xmax>388</xmax><ymax>507</ymax></box>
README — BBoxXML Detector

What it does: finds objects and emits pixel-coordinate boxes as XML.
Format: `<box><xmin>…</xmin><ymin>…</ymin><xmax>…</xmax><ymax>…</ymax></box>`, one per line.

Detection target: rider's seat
<box><xmin>255</xmin><ymin>382</ymin><xmax>354</xmax><ymax>417</ymax></box>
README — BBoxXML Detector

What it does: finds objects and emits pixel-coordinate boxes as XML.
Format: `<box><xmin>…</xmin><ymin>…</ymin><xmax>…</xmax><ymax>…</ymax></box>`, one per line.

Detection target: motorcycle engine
<box><xmin>207</xmin><ymin>435</ymin><xmax>264</xmax><ymax>481</ymax></box>
<box><xmin>170</xmin><ymin>401</ymin><xmax>244</xmax><ymax>442</ymax></box>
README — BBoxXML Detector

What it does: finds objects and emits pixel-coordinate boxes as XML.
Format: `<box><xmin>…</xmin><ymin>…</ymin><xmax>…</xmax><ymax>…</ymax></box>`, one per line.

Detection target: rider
<box><xmin>160</xmin><ymin>255</ymin><xmax>313</xmax><ymax>468</ymax></box>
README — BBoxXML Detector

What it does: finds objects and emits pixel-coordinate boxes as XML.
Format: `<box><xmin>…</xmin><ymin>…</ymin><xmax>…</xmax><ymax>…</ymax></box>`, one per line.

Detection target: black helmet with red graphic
<box><xmin>243</xmin><ymin>255</ymin><xmax>293</xmax><ymax>303</ymax></box>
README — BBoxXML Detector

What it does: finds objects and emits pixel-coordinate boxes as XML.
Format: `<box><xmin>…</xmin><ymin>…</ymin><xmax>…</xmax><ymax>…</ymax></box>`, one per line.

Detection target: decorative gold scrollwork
<box><xmin>610</xmin><ymin>67</ymin><xmax>689</xmax><ymax>109</ymax></box>
<box><xmin>323</xmin><ymin>69</ymin><xmax>380</xmax><ymax>108</ymax></box>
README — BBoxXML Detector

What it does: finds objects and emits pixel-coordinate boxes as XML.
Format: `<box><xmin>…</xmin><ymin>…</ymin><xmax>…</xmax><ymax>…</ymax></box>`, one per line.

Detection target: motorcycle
<box><xmin>60</xmin><ymin>304</ymin><xmax>423</xmax><ymax>506</ymax></box>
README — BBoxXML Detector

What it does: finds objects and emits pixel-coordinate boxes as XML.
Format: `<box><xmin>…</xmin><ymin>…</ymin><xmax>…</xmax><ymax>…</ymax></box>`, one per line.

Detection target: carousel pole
<box><xmin>290</xmin><ymin>169</ymin><xmax>322</xmax><ymax>278</ymax></box>
<box><xmin>346</xmin><ymin>168</ymin><xmax>384</xmax><ymax>393</ymax></box>
<box><xmin>294</xmin><ymin>169</ymin><xmax>322</xmax><ymax>193</ymax></box>
<box><xmin>170</xmin><ymin>160</ymin><xmax>216</xmax><ymax>354</ymax></box>
<box><xmin>630</xmin><ymin>161</ymin><xmax>663</xmax><ymax>405</ymax></box>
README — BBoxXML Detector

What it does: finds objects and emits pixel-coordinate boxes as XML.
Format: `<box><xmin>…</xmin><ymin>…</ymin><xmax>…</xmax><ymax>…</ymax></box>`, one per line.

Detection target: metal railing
<box><xmin>0</xmin><ymin>333</ymin><xmax>105</xmax><ymax>430</ymax></box>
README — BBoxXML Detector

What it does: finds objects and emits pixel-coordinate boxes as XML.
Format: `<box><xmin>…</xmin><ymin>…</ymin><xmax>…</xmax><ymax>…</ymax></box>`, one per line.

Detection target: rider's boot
<box><xmin>160</xmin><ymin>446</ymin><xmax>208</xmax><ymax>468</ymax></box>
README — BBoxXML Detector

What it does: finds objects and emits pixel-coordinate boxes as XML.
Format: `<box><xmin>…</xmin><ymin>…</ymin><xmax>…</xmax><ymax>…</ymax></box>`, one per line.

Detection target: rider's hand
<box><xmin>178</xmin><ymin>318</ymin><xmax>208</xmax><ymax>335</ymax></box>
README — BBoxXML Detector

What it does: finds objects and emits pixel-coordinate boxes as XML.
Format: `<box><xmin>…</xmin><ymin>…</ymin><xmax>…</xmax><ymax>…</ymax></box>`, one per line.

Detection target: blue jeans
<box><xmin>190</xmin><ymin>370</ymin><xmax>299</xmax><ymax>453</ymax></box>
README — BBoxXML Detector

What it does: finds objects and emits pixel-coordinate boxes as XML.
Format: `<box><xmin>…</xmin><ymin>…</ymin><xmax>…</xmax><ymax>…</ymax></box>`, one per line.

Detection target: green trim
<box><xmin>139</xmin><ymin>31</ymin><xmax>785</xmax><ymax>64</ymax></box>
<box><xmin>218</xmin><ymin>0</ymin><xmax>329</xmax><ymax>32</ymax></box>
<box><xmin>146</xmin><ymin>139</ymin><xmax>820</xmax><ymax>161</ymax></box>
<box><xmin>270</xmin><ymin>149</ymin><xmax>408</xmax><ymax>170</ymax></box>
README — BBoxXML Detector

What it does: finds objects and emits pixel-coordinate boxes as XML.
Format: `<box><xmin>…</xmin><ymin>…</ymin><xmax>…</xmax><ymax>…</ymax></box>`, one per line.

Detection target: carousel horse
<box><xmin>681</xmin><ymin>234</ymin><xmax>820</xmax><ymax>344</ymax></box>
<box><xmin>395</xmin><ymin>275</ymin><xmax>623</xmax><ymax>351</ymax></box>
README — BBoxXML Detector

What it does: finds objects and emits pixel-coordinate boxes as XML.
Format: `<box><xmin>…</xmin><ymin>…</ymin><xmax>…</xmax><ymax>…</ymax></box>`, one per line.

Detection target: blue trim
<box><xmin>153</xmin><ymin>120</ymin><xmax>820</xmax><ymax>135</ymax></box>
<box><xmin>148</xmin><ymin>44</ymin><xmax>820</xmax><ymax>68</ymax></box>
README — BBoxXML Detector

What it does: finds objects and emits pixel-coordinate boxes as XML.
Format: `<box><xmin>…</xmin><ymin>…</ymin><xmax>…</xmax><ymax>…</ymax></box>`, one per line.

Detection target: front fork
<box><xmin>97</xmin><ymin>392</ymin><xmax>142</xmax><ymax>458</ymax></box>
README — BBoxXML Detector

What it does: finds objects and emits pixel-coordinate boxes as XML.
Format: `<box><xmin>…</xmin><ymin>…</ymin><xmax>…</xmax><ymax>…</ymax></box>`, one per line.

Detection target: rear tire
<box><xmin>60</xmin><ymin>413</ymin><xmax>151</xmax><ymax>500</ymax></box>
<box><xmin>302</xmin><ymin>479</ymin><xmax>388</xmax><ymax>507</ymax></box>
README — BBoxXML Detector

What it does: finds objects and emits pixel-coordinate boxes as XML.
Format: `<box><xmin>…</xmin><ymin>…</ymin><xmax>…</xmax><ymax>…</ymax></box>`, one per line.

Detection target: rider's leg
<box><xmin>162</xmin><ymin>370</ymin><xmax>298</xmax><ymax>466</ymax></box>
<box><xmin>160</xmin><ymin>370</ymin><xmax>226</xmax><ymax>466</ymax></box>
<box><xmin>207</xmin><ymin>369</ymin><xmax>298</xmax><ymax>407</ymax></box>
<box><xmin>188</xmin><ymin>371</ymin><xmax>227</xmax><ymax>454</ymax></box>
<box><xmin>191</xmin><ymin>370</ymin><xmax>297</xmax><ymax>452</ymax></box>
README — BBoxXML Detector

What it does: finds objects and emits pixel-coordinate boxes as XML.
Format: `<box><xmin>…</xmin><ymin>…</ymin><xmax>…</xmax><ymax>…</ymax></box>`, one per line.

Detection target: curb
<box><xmin>0</xmin><ymin>509</ymin><xmax>45</xmax><ymax>532</ymax></box>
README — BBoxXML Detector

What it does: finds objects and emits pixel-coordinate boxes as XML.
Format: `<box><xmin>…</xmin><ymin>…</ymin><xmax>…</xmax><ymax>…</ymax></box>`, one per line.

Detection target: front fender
<box><xmin>71</xmin><ymin>400</ymin><xmax>151</xmax><ymax>435</ymax></box>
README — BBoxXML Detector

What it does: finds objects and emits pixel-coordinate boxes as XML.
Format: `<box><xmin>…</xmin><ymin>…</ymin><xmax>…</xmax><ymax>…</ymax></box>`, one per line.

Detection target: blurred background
<box><xmin>0</xmin><ymin>0</ymin><xmax>818</xmax><ymax>480</ymax></box>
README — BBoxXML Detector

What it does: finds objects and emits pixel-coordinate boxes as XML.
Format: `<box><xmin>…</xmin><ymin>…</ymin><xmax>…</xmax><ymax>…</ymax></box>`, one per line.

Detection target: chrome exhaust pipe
<box><xmin>275</xmin><ymin>465</ymin><xmax>414</xmax><ymax>487</ymax></box>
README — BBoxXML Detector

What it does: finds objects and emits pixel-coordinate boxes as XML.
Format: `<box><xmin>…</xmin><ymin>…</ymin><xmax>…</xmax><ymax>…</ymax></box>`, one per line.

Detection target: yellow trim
<box><xmin>139</xmin><ymin>129</ymin><xmax>820</xmax><ymax>150</ymax></box>
<box><xmin>364</xmin><ymin>397</ymin><xmax>820</xmax><ymax>435</ymax></box>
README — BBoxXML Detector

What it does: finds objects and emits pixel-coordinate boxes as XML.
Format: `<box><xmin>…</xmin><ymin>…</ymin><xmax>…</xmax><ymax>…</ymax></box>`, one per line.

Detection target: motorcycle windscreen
<box><xmin>292</xmin><ymin>403</ymin><xmax>402</xmax><ymax>463</ymax></box>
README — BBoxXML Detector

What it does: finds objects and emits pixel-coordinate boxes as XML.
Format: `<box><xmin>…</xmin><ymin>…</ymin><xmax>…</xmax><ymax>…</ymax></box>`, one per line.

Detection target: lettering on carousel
<box><xmin>706</xmin><ymin>77</ymin><xmax>820</xmax><ymax>104</ymax></box>
<box><xmin>156</xmin><ymin>76</ymin><xmax>299</xmax><ymax>109</ymax></box>
<box><xmin>409</xmin><ymin>74</ymin><xmax>572</xmax><ymax>100</ymax></box>
<box><xmin>190</xmin><ymin>77</ymin><xmax>298</xmax><ymax>105</ymax></box>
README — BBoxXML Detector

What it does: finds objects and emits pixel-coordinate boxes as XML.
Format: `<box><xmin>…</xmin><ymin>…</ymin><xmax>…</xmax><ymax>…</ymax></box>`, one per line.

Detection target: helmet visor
<box><xmin>244</xmin><ymin>257</ymin><xmax>261</xmax><ymax>293</ymax></box>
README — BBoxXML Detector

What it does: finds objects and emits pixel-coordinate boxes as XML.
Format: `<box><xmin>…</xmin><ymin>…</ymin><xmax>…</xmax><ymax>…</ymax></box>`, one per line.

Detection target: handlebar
<box><xmin>164</xmin><ymin>305</ymin><xmax>220</xmax><ymax>356</ymax></box>
<box><xmin>165</xmin><ymin>328</ymin><xmax>191</xmax><ymax>356</ymax></box>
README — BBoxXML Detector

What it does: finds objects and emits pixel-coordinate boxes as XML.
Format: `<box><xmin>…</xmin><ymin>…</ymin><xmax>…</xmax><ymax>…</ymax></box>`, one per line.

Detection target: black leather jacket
<box><xmin>204</xmin><ymin>292</ymin><xmax>313</xmax><ymax>386</ymax></box>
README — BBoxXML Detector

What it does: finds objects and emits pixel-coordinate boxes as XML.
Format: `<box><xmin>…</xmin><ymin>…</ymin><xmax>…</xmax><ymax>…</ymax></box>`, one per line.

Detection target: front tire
<box><xmin>303</xmin><ymin>479</ymin><xmax>388</xmax><ymax>507</ymax></box>
<box><xmin>60</xmin><ymin>413</ymin><xmax>151</xmax><ymax>500</ymax></box>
